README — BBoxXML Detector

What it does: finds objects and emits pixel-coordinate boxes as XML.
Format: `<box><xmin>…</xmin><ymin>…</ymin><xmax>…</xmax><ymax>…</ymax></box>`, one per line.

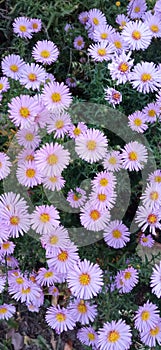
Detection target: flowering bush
<box><xmin>1</xmin><ymin>0</ymin><xmax>161</xmax><ymax>349</ymax></box>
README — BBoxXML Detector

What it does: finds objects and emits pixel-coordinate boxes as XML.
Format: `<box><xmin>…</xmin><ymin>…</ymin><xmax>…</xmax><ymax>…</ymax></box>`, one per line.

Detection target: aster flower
<box><xmin>88</xmin><ymin>42</ymin><xmax>114</xmax><ymax>62</ymax></box>
<box><xmin>35</xmin><ymin>142</ymin><xmax>70</xmax><ymax>177</ymax></box>
<box><xmin>154</xmin><ymin>0</ymin><xmax>161</xmax><ymax>16</ymax></box>
<box><xmin>64</xmin><ymin>23</ymin><xmax>73</xmax><ymax>32</ymax></box>
<box><xmin>122</xmin><ymin>20</ymin><xmax>152</xmax><ymax>51</ymax></box>
<box><xmin>1</xmin><ymin>54</ymin><xmax>25</xmax><ymax>80</ymax></box>
<box><xmin>89</xmin><ymin>189</ymin><xmax>116</xmax><ymax>210</ymax></box>
<box><xmin>8</xmin><ymin>94</ymin><xmax>39</xmax><ymax>128</ymax></box>
<box><xmin>13</xmin><ymin>16</ymin><xmax>32</xmax><ymax>39</ymax></box>
<box><xmin>42</xmin><ymin>81</ymin><xmax>72</xmax><ymax>111</ymax></box>
<box><xmin>139</xmin><ymin>233</ymin><xmax>154</xmax><ymax>247</ymax></box>
<box><xmin>104</xmin><ymin>87</ymin><xmax>122</xmax><ymax>107</ymax></box>
<box><xmin>0</xmin><ymin>152</ymin><xmax>11</xmax><ymax>180</ymax></box>
<box><xmin>91</xmin><ymin>170</ymin><xmax>116</xmax><ymax>193</ymax></box>
<box><xmin>48</xmin><ymin>285</ymin><xmax>59</xmax><ymax>297</ymax></box>
<box><xmin>42</xmin><ymin>175</ymin><xmax>65</xmax><ymax>191</ymax></box>
<box><xmin>47</xmin><ymin>241</ymin><xmax>79</xmax><ymax>274</ymax></box>
<box><xmin>16</xmin><ymin>127</ymin><xmax>41</xmax><ymax>150</ymax></box>
<box><xmin>87</xmin><ymin>8</ymin><xmax>107</xmax><ymax>29</ymax></box>
<box><xmin>103</xmin><ymin>220</ymin><xmax>130</xmax><ymax>249</ymax></box>
<box><xmin>0</xmin><ymin>304</ymin><xmax>16</xmax><ymax>320</ymax></box>
<box><xmin>141</xmin><ymin>183</ymin><xmax>161</xmax><ymax>209</ymax></box>
<box><xmin>1</xmin><ymin>206</ymin><xmax>30</xmax><ymax>239</ymax></box>
<box><xmin>9</xmin><ymin>281</ymin><xmax>42</xmax><ymax>304</ymax></box>
<box><xmin>33</xmin><ymin>94</ymin><xmax>51</xmax><ymax>129</ymax></box>
<box><xmin>75</xmin><ymin>128</ymin><xmax>108</xmax><ymax>164</ymax></box>
<box><xmin>68</xmin><ymin>122</ymin><xmax>88</xmax><ymax>139</ymax></box>
<box><xmin>108</xmin><ymin>51</ymin><xmax>134</xmax><ymax>84</ymax></box>
<box><xmin>121</xmin><ymin>141</ymin><xmax>148</xmax><ymax>171</ymax></box>
<box><xmin>32</xmin><ymin>40</ymin><xmax>59</xmax><ymax>65</ymax></box>
<box><xmin>127</xmin><ymin>0</ymin><xmax>147</xmax><ymax>19</ymax></box>
<box><xmin>103</xmin><ymin>151</ymin><xmax>122</xmax><ymax>172</ymax></box>
<box><xmin>65</xmin><ymin>77</ymin><xmax>77</xmax><ymax>88</ymax></box>
<box><xmin>73</xmin><ymin>36</ymin><xmax>85</xmax><ymax>50</ymax></box>
<box><xmin>97</xmin><ymin>319</ymin><xmax>132</xmax><ymax>350</ymax></box>
<box><xmin>30</xmin><ymin>18</ymin><xmax>42</xmax><ymax>33</ymax></box>
<box><xmin>0</xmin><ymin>221</ymin><xmax>10</xmax><ymax>243</ymax></box>
<box><xmin>116</xmin><ymin>14</ymin><xmax>130</xmax><ymax>29</ymax></box>
<box><xmin>140</xmin><ymin>318</ymin><xmax>161</xmax><ymax>347</ymax></box>
<box><xmin>115</xmin><ymin>267</ymin><xmax>139</xmax><ymax>293</ymax></box>
<box><xmin>45</xmin><ymin>305</ymin><xmax>75</xmax><ymax>333</ymax></box>
<box><xmin>77</xmin><ymin>326</ymin><xmax>98</xmax><ymax>347</ymax></box>
<box><xmin>150</xmin><ymin>261</ymin><xmax>161</xmax><ymax>298</ymax></box>
<box><xmin>142</xmin><ymin>102</ymin><xmax>160</xmax><ymax>123</ymax></box>
<box><xmin>16</xmin><ymin>161</ymin><xmax>42</xmax><ymax>188</ymax></box>
<box><xmin>0</xmin><ymin>241</ymin><xmax>15</xmax><ymax>256</ymax></box>
<box><xmin>0</xmin><ymin>76</ymin><xmax>10</xmax><ymax>93</ymax></box>
<box><xmin>128</xmin><ymin>111</ymin><xmax>148</xmax><ymax>133</ymax></box>
<box><xmin>0</xmin><ymin>191</ymin><xmax>28</xmax><ymax>212</ymax></box>
<box><xmin>69</xmin><ymin>299</ymin><xmax>97</xmax><ymax>325</ymax></box>
<box><xmin>47</xmin><ymin>112</ymin><xmax>71</xmax><ymax>137</ymax></box>
<box><xmin>78</xmin><ymin>11</ymin><xmax>89</xmax><ymax>25</ymax></box>
<box><xmin>80</xmin><ymin>200</ymin><xmax>110</xmax><ymax>231</ymax></box>
<box><xmin>19</xmin><ymin>62</ymin><xmax>46</xmax><ymax>90</ymax></box>
<box><xmin>134</xmin><ymin>301</ymin><xmax>160</xmax><ymax>331</ymax></box>
<box><xmin>144</xmin><ymin>13</ymin><xmax>161</xmax><ymax>38</ymax></box>
<box><xmin>67</xmin><ymin>187</ymin><xmax>87</xmax><ymax>208</ymax></box>
<box><xmin>30</xmin><ymin>204</ymin><xmax>60</xmax><ymax>235</ymax></box>
<box><xmin>148</xmin><ymin>170</ymin><xmax>161</xmax><ymax>185</ymax></box>
<box><xmin>108</xmin><ymin>32</ymin><xmax>128</xmax><ymax>53</ymax></box>
<box><xmin>36</xmin><ymin>267</ymin><xmax>61</xmax><ymax>286</ymax></box>
<box><xmin>67</xmin><ymin>259</ymin><xmax>103</xmax><ymax>299</ymax></box>
<box><xmin>26</xmin><ymin>303</ymin><xmax>40</xmax><ymax>313</ymax></box>
<box><xmin>93</xmin><ymin>24</ymin><xmax>115</xmax><ymax>43</ymax></box>
<box><xmin>135</xmin><ymin>205</ymin><xmax>161</xmax><ymax>235</ymax></box>
<box><xmin>129</xmin><ymin>61</ymin><xmax>161</xmax><ymax>94</ymax></box>
<box><xmin>17</xmin><ymin>149</ymin><xmax>35</xmax><ymax>164</ymax></box>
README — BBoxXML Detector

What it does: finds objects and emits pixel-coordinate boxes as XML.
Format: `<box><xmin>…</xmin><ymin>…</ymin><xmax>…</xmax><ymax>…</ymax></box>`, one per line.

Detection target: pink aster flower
<box><xmin>30</xmin><ymin>18</ymin><xmax>42</xmax><ymax>33</ymax></box>
<box><xmin>122</xmin><ymin>20</ymin><xmax>152</xmax><ymax>51</ymax></box>
<box><xmin>35</xmin><ymin>142</ymin><xmax>70</xmax><ymax>177</ymax></box>
<box><xmin>103</xmin><ymin>151</ymin><xmax>122</xmax><ymax>172</ymax></box>
<box><xmin>42</xmin><ymin>81</ymin><xmax>72</xmax><ymax>111</ymax></box>
<box><xmin>88</xmin><ymin>42</ymin><xmax>114</xmax><ymax>62</ymax></box>
<box><xmin>128</xmin><ymin>111</ymin><xmax>148</xmax><ymax>133</ymax></box>
<box><xmin>75</xmin><ymin>128</ymin><xmax>108</xmax><ymax>164</ymax></box>
<box><xmin>139</xmin><ymin>233</ymin><xmax>154</xmax><ymax>247</ymax></box>
<box><xmin>0</xmin><ymin>304</ymin><xmax>16</xmax><ymax>320</ymax></box>
<box><xmin>80</xmin><ymin>200</ymin><xmax>110</xmax><ymax>231</ymax></box>
<box><xmin>150</xmin><ymin>261</ymin><xmax>161</xmax><ymax>298</ymax></box>
<box><xmin>104</xmin><ymin>87</ymin><xmax>122</xmax><ymax>107</ymax></box>
<box><xmin>41</xmin><ymin>226</ymin><xmax>70</xmax><ymax>255</ymax></box>
<box><xmin>69</xmin><ymin>299</ymin><xmax>97</xmax><ymax>325</ymax></box>
<box><xmin>67</xmin><ymin>187</ymin><xmax>87</xmax><ymax>208</ymax></box>
<box><xmin>116</xmin><ymin>14</ymin><xmax>130</xmax><ymax>29</ymax></box>
<box><xmin>141</xmin><ymin>183</ymin><xmax>161</xmax><ymax>209</ymax></box>
<box><xmin>16</xmin><ymin>161</ymin><xmax>42</xmax><ymax>188</ymax></box>
<box><xmin>134</xmin><ymin>301</ymin><xmax>160</xmax><ymax>332</ymax></box>
<box><xmin>42</xmin><ymin>174</ymin><xmax>65</xmax><ymax>191</ymax></box>
<box><xmin>93</xmin><ymin>24</ymin><xmax>116</xmax><ymax>43</ymax></box>
<box><xmin>36</xmin><ymin>267</ymin><xmax>60</xmax><ymax>286</ymax></box>
<box><xmin>140</xmin><ymin>318</ymin><xmax>161</xmax><ymax>347</ymax></box>
<box><xmin>0</xmin><ymin>76</ymin><xmax>10</xmax><ymax>93</ymax></box>
<box><xmin>87</xmin><ymin>8</ymin><xmax>107</xmax><ymax>29</ymax></box>
<box><xmin>73</xmin><ymin>36</ymin><xmax>85</xmax><ymax>50</ymax></box>
<box><xmin>8</xmin><ymin>94</ymin><xmax>39</xmax><ymax>128</ymax></box>
<box><xmin>103</xmin><ymin>220</ymin><xmax>130</xmax><ymax>249</ymax></box>
<box><xmin>129</xmin><ymin>61</ymin><xmax>161</xmax><ymax>94</ymax></box>
<box><xmin>67</xmin><ymin>259</ymin><xmax>103</xmax><ymax>299</ymax></box>
<box><xmin>13</xmin><ymin>16</ymin><xmax>32</xmax><ymax>39</ymax></box>
<box><xmin>144</xmin><ymin>13</ymin><xmax>161</xmax><ymax>38</ymax></box>
<box><xmin>30</xmin><ymin>204</ymin><xmax>60</xmax><ymax>235</ymax></box>
<box><xmin>45</xmin><ymin>305</ymin><xmax>75</xmax><ymax>333</ymax></box>
<box><xmin>142</xmin><ymin>102</ymin><xmax>160</xmax><ymax>123</ymax></box>
<box><xmin>121</xmin><ymin>141</ymin><xmax>148</xmax><ymax>171</ymax></box>
<box><xmin>32</xmin><ymin>40</ymin><xmax>59</xmax><ymax>65</ymax></box>
<box><xmin>77</xmin><ymin>326</ymin><xmax>98</xmax><ymax>347</ymax></box>
<box><xmin>1</xmin><ymin>54</ymin><xmax>25</xmax><ymax>80</ymax></box>
<box><xmin>19</xmin><ymin>62</ymin><xmax>46</xmax><ymax>90</ymax></box>
<box><xmin>68</xmin><ymin>122</ymin><xmax>88</xmax><ymax>139</ymax></box>
<box><xmin>0</xmin><ymin>152</ymin><xmax>11</xmax><ymax>180</ymax></box>
<box><xmin>108</xmin><ymin>51</ymin><xmax>134</xmax><ymax>84</ymax></box>
<box><xmin>135</xmin><ymin>205</ymin><xmax>161</xmax><ymax>235</ymax></box>
<box><xmin>47</xmin><ymin>241</ymin><xmax>79</xmax><ymax>274</ymax></box>
<box><xmin>47</xmin><ymin>112</ymin><xmax>71</xmax><ymax>137</ymax></box>
<box><xmin>127</xmin><ymin>0</ymin><xmax>147</xmax><ymax>19</ymax></box>
<box><xmin>97</xmin><ymin>319</ymin><xmax>132</xmax><ymax>350</ymax></box>
<box><xmin>91</xmin><ymin>170</ymin><xmax>116</xmax><ymax>193</ymax></box>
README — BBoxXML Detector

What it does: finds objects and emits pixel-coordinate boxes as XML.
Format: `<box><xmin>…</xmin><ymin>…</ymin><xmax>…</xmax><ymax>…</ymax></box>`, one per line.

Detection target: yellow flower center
<box><xmin>108</xmin><ymin>330</ymin><xmax>120</xmax><ymax>342</ymax></box>
<box><xmin>134</xmin><ymin>6</ymin><xmax>140</xmax><ymax>13</ymax></box>
<box><xmin>93</xmin><ymin>17</ymin><xmax>99</xmax><ymax>25</ymax></box>
<box><xmin>0</xmin><ymin>308</ymin><xmax>7</xmax><ymax>314</ymax></box>
<box><xmin>112</xmin><ymin>229</ymin><xmax>122</xmax><ymax>238</ymax></box>
<box><xmin>2</xmin><ymin>242</ymin><xmax>10</xmax><ymax>250</ymax></box>
<box><xmin>19</xmin><ymin>25</ymin><xmax>27</xmax><ymax>32</ymax></box>
<box><xmin>51</xmin><ymin>92</ymin><xmax>61</xmax><ymax>103</ymax></box>
<box><xmin>73</xmin><ymin>194</ymin><xmax>80</xmax><ymax>201</ymax></box>
<box><xmin>58</xmin><ymin>251</ymin><xmax>68</xmax><ymax>261</ymax></box>
<box><xmin>150</xmin><ymin>191</ymin><xmax>159</xmax><ymax>201</ymax></box>
<box><xmin>97</xmin><ymin>48</ymin><xmax>106</xmax><ymax>56</ymax></box>
<box><xmin>0</xmin><ymin>83</ymin><xmax>4</xmax><ymax>90</ymax></box>
<box><xmin>10</xmin><ymin>216</ymin><xmax>19</xmax><ymax>225</ymax></box>
<box><xmin>87</xmin><ymin>140</ymin><xmax>96</xmax><ymax>151</ymax></box>
<box><xmin>114</xmin><ymin>41</ymin><xmax>122</xmax><ymax>49</ymax></box>
<box><xmin>150</xmin><ymin>326</ymin><xmax>160</xmax><ymax>336</ymax></box>
<box><xmin>77</xmin><ymin>40</ymin><xmax>83</xmax><ymax>46</ymax></box>
<box><xmin>119</xmin><ymin>62</ymin><xmax>129</xmax><ymax>72</ymax></box>
<box><xmin>101</xmin><ymin>32</ymin><xmax>108</xmax><ymax>39</ymax></box>
<box><xmin>73</xmin><ymin>127</ymin><xmax>81</xmax><ymax>136</ymax></box>
<box><xmin>10</xmin><ymin>64</ymin><xmax>18</xmax><ymax>72</ymax></box>
<box><xmin>112</xmin><ymin>92</ymin><xmax>120</xmax><ymax>101</ymax></box>
<box><xmin>50</xmin><ymin>235</ymin><xmax>59</xmax><ymax>245</ymax></box>
<box><xmin>49</xmin><ymin>176</ymin><xmax>57</xmax><ymax>183</ymax></box>
<box><xmin>77</xmin><ymin>301</ymin><xmax>87</xmax><ymax>314</ymax></box>
<box><xmin>26</xmin><ymin>168</ymin><xmax>36</xmax><ymax>178</ymax></box>
<box><xmin>55</xmin><ymin>120</ymin><xmax>64</xmax><ymax>129</ymax></box>
<box><xmin>128</xmin><ymin>151</ymin><xmax>138</xmax><ymax>161</ymax></box>
<box><xmin>90</xmin><ymin>209</ymin><xmax>101</xmax><ymax>221</ymax></box>
<box><xmin>141</xmin><ymin>310</ymin><xmax>150</xmax><ymax>321</ymax></box>
<box><xmin>25</xmin><ymin>133</ymin><xmax>34</xmax><ymax>141</ymax></box>
<box><xmin>22</xmin><ymin>287</ymin><xmax>31</xmax><ymax>294</ymax></box>
<box><xmin>79</xmin><ymin>273</ymin><xmax>91</xmax><ymax>285</ymax></box>
<box><xmin>0</xmin><ymin>162</ymin><xmax>2</xmax><ymax>168</ymax></box>
<box><xmin>142</xmin><ymin>237</ymin><xmax>148</xmax><ymax>242</ymax></box>
<box><xmin>40</xmin><ymin>50</ymin><xmax>50</xmax><ymax>58</ymax></box>
<box><xmin>56</xmin><ymin>313</ymin><xmax>66</xmax><ymax>322</ymax></box>
<box><xmin>16</xmin><ymin>277</ymin><xmax>24</xmax><ymax>284</ymax></box>
<box><xmin>32</xmin><ymin>23</ymin><xmax>38</xmax><ymax>29</ymax></box>
<box><xmin>44</xmin><ymin>271</ymin><xmax>53</xmax><ymax>278</ymax></box>
<box><xmin>147</xmin><ymin>214</ymin><xmax>157</xmax><ymax>224</ymax></box>
<box><xmin>100</xmin><ymin>178</ymin><xmax>108</xmax><ymax>186</ymax></box>
<box><xmin>155</xmin><ymin>176</ymin><xmax>161</xmax><ymax>183</ymax></box>
<box><xmin>150</xmin><ymin>24</ymin><xmax>159</xmax><ymax>33</ymax></box>
<box><xmin>40</xmin><ymin>213</ymin><xmax>50</xmax><ymax>223</ymax></box>
<box><xmin>124</xmin><ymin>271</ymin><xmax>131</xmax><ymax>279</ymax></box>
<box><xmin>47</xmin><ymin>154</ymin><xmax>58</xmax><ymax>165</ymax></box>
<box><xmin>148</xmin><ymin>109</ymin><xmax>156</xmax><ymax>117</ymax></box>
<box><xmin>88</xmin><ymin>332</ymin><xmax>95</xmax><ymax>341</ymax></box>
<box><xmin>26</xmin><ymin>154</ymin><xmax>34</xmax><ymax>161</ymax></box>
<box><xmin>132</xmin><ymin>30</ymin><xmax>141</xmax><ymax>40</ymax></box>
<box><xmin>141</xmin><ymin>73</ymin><xmax>152</xmax><ymax>82</ymax></box>
<box><xmin>97</xmin><ymin>193</ymin><xmax>107</xmax><ymax>201</ymax></box>
<box><xmin>109</xmin><ymin>156</ymin><xmax>117</xmax><ymax>165</ymax></box>
<box><xmin>28</xmin><ymin>73</ymin><xmax>37</xmax><ymax>82</ymax></box>
<box><xmin>20</xmin><ymin>107</ymin><xmax>30</xmax><ymax>118</ymax></box>
<box><xmin>134</xmin><ymin>118</ymin><xmax>142</xmax><ymax>126</ymax></box>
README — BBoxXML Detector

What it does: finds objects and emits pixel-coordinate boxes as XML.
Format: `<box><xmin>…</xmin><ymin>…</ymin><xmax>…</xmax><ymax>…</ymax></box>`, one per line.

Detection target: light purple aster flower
<box><xmin>127</xmin><ymin>0</ymin><xmax>147</xmax><ymax>19</ymax></box>
<box><xmin>148</xmin><ymin>170</ymin><xmax>161</xmax><ymax>185</ymax></box>
<box><xmin>19</xmin><ymin>62</ymin><xmax>46</xmax><ymax>90</ymax></box>
<box><xmin>108</xmin><ymin>51</ymin><xmax>134</xmax><ymax>84</ymax></box>
<box><xmin>135</xmin><ymin>205</ymin><xmax>161</xmax><ymax>235</ymax></box>
<box><xmin>93</xmin><ymin>24</ymin><xmax>116</xmax><ymax>43</ymax></box>
<box><xmin>122</xmin><ymin>20</ymin><xmax>152</xmax><ymax>51</ymax></box>
<box><xmin>139</xmin><ymin>233</ymin><xmax>154</xmax><ymax>247</ymax></box>
<box><xmin>0</xmin><ymin>152</ymin><xmax>11</xmax><ymax>180</ymax></box>
<box><xmin>142</xmin><ymin>102</ymin><xmax>160</xmax><ymax>123</ymax></box>
<box><xmin>77</xmin><ymin>326</ymin><xmax>98</xmax><ymax>347</ymax></box>
<box><xmin>67</xmin><ymin>187</ymin><xmax>87</xmax><ymax>208</ymax></box>
<box><xmin>8</xmin><ymin>94</ymin><xmax>39</xmax><ymax>128</ymax></box>
<box><xmin>13</xmin><ymin>16</ymin><xmax>32</xmax><ymax>39</ymax></box>
<box><xmin>32</xmin><ymin>40</ymin><xmax>59</xmax><ymax>65</ymax></box>
<box><xmin>128</xmin><ymin>110</ymin><xmax>148</xmax><ymax>133</ymax></box>
<box><xmin>45</xmin><ymin>305</ymin><xmax>75</xmax><ymax>333</ymax></box>
<box><xmin>116</xmin><ymin>14</ymin><xmax>130</xmax><ymax>29</ymax></box>
<box><xmin>69</xmin><ymin>299</ymin><xmax>97</xmax><ymax>325</ymax></box>
<box><xmin>140</xmin><ymin>318</ymin><xmax>161</xmax><ymax>347</ymax></box>
<box><xmin>46</xmin><ymin>111</ymin><xmax>71</xmax><ymax>138</ymax></box>
<box><xmin>46</xmin><ymin>241</ymin><xmax>79</xmax><ymax>274</ymax></box>
<box><xmin>73</xmin><ymin>36</ymin><xmax>85</xmax><ymax>50</ymax></box>
<box><xmin>144</xmin><ymin>13</ymin><xmax>161</xmax><ymax>38</ymax></box>
<box><xmin>103</xmin><ymin>220</ymin><xmax>130</xmax><ymax>249</ymax></box>
<box><xmin>1</xmin><ymin>54</ymin><xmax>25</xmax><ymax>80</ymax></box>
<box><xmin>30</xmin><ymin>18</ymin><xmax>42</xmax><ymax>33</ymax></box>
<box><xmin>108</xmin><ymin>32</ymin><xmax>129</xmax><ymax>53</ymax></box>
<box><xmin>0</xmin><ymin>77</ymin><xmax>10</xmax><ymax>93</ymax></box>
<box><xmin>97</xmin><ymin>319</ymin><xmax>132</xmax><ymax>350</ymax></box>
<box><xmin>104</xmin><ymin>87</ymin><xmax>122</xmax><ymax>107</ymax></box>
<box><xmin>150</xmin><ymin>261</ymin><xmax>161</xmax><ymax>298</ymax></box>
<box><xmin>78</xmin><ymin>11</ymin><xmax>89</xmax><ymax>25</ymax></box>
<box><xmin>87</xmin><ymin>8</ymin><xmax>107</xmax><ymax>29</ymax></box>
<box><xmin>141</xmin><ymin>183</ymin><xmax>161</xmax><ymax>209</ymax></box>
<box><xmin>121</xmin><ymin>141</ymin><xmax>148</xmax><ymax>171</ymax></box>
<box><xmin>154</xmin><ymin>0</ymin><xmax>161</xmax><ymax>16</ymax></box>
<box><xmin>129</xmin><ymin>61</ymin><xmax>161</xmax><ymax>94</ymax></box>
<box><xmin>103</xmin><ymin>151</ymin><xmax>122</xmax><ymax>172</ymax></box>
<box><xmin>30</xmin><ymin>204</ymin><xmax>60</xmax><ymax>235</ymax></box>
<box><xmin>88</xmin><ymin>42</ymin><xmax>114</xmax><ymax>62</ymax></box>
<box><xmin>115</xmin><ymin>267</ymin><xmax>139</xmax><ymax>293</ymax></box>
<box><xmin>42</xmin><ymin>81</ymin><xmax>72</xmax><ymax>111</ymax></box>
<box><xmin>0</xmin><ymin>304</ymin><xmax>16</xmax><ymax>320</ymax></box>
<box><xmin>134</xmin><ymin>301</ymin><xmax>160</xmax><ymax>331</ymax></box>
